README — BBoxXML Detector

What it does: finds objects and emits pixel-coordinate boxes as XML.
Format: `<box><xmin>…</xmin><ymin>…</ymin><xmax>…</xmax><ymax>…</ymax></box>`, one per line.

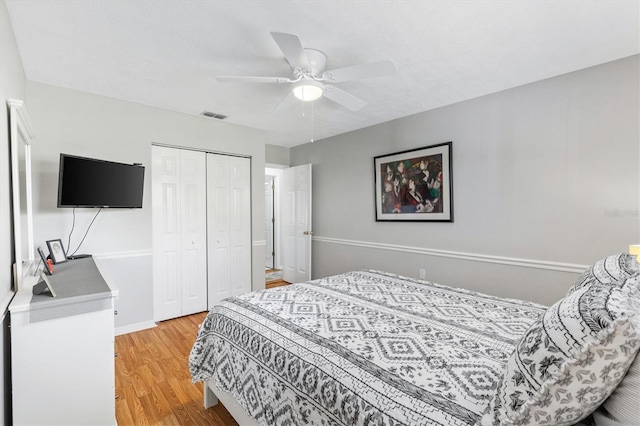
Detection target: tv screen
<box><xmin>57</xmin><ymin>154</ymin><xmax>145</xmax><ymax>208</ymax></box>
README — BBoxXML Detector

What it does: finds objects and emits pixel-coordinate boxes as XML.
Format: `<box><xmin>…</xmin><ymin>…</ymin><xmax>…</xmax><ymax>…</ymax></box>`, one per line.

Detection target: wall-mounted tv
<box><xmin>57</xmin><ymin>154</ymin><xmax>145</xmax><ymax>208</ymax></box>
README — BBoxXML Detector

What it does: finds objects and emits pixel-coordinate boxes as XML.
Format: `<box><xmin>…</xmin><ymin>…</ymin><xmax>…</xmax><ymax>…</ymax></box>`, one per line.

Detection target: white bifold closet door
<box><xmin>152</xmin><ymin>146</ymin><xmax>208</xmax><ymax>322</ymax></box>
<box><xmin>207</xmin><ymin>154</ymin><xmax>251</xmax><ymax>307</ymax></box>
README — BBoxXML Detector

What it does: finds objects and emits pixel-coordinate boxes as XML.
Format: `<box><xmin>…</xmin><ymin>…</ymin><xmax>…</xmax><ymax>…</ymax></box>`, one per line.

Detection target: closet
<box><xmin>152</xmin><ymin>146</ymin><xmax>251</xmax><ymax>322</ymax></box>
<box><xmin>207</xmin><ymin>154</ymin><xmax>251</xmax><ymax>306</ymax></box>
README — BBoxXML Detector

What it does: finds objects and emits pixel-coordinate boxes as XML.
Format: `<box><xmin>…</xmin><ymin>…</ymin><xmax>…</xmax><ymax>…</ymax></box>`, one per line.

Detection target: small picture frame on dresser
<box><xmin>46</xmin><ymin>239</ymin><xmax>67</xmax><ymax>264</ymax></box>
<box><xmin>37</xmin><ymin>247</ymin><xmax>53</xmax><ymax>275</ymax></box>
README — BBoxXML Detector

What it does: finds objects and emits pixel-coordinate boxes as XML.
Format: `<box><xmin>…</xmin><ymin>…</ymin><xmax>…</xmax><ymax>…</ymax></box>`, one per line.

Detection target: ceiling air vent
<box><xmin>201</xmin><ymin>111</ymin><xmax>227</xmax><ymax>120</ymax></box>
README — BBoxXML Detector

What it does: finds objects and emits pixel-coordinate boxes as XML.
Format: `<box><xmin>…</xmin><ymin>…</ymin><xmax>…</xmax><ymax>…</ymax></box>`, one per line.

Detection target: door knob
<box><xmin>303</xmin><ymin>231</ymin><xmax>313</xmax><ymax>236</ymax></box>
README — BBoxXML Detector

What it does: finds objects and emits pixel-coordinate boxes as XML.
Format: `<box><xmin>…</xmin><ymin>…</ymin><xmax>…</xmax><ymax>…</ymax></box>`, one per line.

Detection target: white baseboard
<box><xmin>313</xmin><ymin>236</ymin><xmax>589</xmax><ymax>274</ymax></box>
<box><xmin>115</xmin><ymin>320</ymin><xmax>156</xmax><ymax>336</ymax></box>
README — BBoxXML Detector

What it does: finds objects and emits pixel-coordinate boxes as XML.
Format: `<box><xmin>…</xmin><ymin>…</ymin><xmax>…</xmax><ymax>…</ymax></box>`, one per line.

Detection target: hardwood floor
<box><xmin>115</xmin><ymin>278</ymin><xmax>291</xmax><ymax>425</ymax></box>
<box><xmin>265</xmin><ymin>279</ymin><xmax>290</xmax><ymax>289</ymax></box>
<box><xmin>265</xmin><ymin>268</ymin><xmax>290</xmax><ymax>289</ymax></box>
<box><xmin>114</xmin><ymin>312</ymin><xmax>238</xmax><ymax>425</ymax></box>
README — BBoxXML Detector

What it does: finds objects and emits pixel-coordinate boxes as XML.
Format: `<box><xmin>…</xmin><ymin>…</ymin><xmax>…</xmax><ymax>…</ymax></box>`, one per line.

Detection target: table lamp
<box><xmin>630</xmin><ymin>245</ymin><xmax>640</xmax><ymax>262</ymax></box>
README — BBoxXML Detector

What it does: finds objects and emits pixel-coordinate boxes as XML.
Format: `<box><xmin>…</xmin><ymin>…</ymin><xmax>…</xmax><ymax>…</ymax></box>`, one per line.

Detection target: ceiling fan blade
<box><xmin>272</xmin><ymin>90</ymin><xmax>299</xmax><ymax>112</ymax></box>
<box><xmin>323</xmin><ymin>85</ymin><xmax>367</xmax><ymax>111</ymax></box>
<box><xmin>270</xmin><ymin>32</ymin><xmax>311</xmax><ymax>70</ymax></box>
<box><xmin>216</xmin><ymin>75</ymin><xmax>292</xmax><ymax>84</ymax></box>
<box><xmin>321</xmin><ymin>60</ymin><xmax>396</xmax><ymax>83</ymax></box>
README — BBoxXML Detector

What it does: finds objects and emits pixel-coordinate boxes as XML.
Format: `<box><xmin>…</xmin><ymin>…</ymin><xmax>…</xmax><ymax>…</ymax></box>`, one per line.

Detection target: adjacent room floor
<box><xmin>265</xmin><ymin>268</ymin><xmax>289</xmax><ymax>289</ymax></box>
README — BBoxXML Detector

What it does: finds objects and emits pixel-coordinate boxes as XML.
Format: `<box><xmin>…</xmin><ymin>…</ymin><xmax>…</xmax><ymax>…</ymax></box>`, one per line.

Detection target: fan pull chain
<box><xmin>310</xmin><ymin>99</ymin><xmax>314</xmax><ymax>143</ymax></box>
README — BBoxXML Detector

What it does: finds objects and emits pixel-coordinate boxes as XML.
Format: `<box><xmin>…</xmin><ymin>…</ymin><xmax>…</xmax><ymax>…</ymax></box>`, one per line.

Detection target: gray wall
<box><xmin>291</xmin><ymin>55</ymin><xmax>640</xmax><ymax>306</ymax></box>
<box><xmin>266</xmin><ymin>143</ymin><xmax>290</xmax><ymax>166</ymax></box>
<box><xmin>25</xmin><ymin>81</ymin><xmax>267</xmax><ymax>333</ymax></box>
<box><xmin>0</xmin><ymin>0</ymin><xmax>26</xmax><ymax>422</ymax></box>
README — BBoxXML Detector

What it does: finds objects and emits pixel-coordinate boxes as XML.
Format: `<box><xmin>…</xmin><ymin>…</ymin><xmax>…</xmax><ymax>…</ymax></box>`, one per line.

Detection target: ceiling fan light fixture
<box><xmin>293</xmin><ymin>81</ymin><xmax>323</xmax><ymax>101</ymax></box>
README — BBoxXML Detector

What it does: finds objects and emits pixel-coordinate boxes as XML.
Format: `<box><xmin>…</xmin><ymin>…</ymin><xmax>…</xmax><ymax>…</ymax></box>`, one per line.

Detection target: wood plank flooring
<box><xmin>115</xmin><ymin>276</ymin><xmax>291</xmax><ymax>425</ymax></box>
<box><xmin>265</xmin><ymin>279</ymin><xmax>290</xmax><ymax>289</ymax></box>
<box><xmin>265</xmin><ymin>268</ymin><xmax>290</xmax><ymax>289</ymax></box>
<box><xmin>114</xmin><ymin>312</ymin><xmax>238</xmax><ymax>425</ymax></box>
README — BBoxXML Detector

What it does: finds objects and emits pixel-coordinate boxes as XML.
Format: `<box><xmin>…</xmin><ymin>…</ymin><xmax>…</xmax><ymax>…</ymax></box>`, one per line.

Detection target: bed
<box><xmin>190</xmin><ymin>255</ymin><xmax>640</xmax><ymax>426</ymax></box>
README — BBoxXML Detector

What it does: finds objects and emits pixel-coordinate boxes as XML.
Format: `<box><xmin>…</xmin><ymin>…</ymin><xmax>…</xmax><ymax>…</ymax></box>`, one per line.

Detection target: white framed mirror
<box><xmin>8</xmin><ymin>99</ymin><xmax>35</xmax><ymax>291</ymax></box>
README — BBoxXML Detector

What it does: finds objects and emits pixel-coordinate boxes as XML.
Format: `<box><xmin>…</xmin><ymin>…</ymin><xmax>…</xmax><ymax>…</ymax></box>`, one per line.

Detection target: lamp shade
<box><xmin>630</xmin><ymin>245</ymin><xmax>640</xmax><ymax>261</ymax></box>
<box><xmin>293</xmin><ymin>81</ymin><xmax>323</xmax><ymax>101</ymax></box>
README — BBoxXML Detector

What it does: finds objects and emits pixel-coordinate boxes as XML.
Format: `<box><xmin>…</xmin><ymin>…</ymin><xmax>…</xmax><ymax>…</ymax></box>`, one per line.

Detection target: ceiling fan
<box><xmin>216</xmin><ymin>32</ymin><xmax>397</xmax><ymax>111</ymax></box>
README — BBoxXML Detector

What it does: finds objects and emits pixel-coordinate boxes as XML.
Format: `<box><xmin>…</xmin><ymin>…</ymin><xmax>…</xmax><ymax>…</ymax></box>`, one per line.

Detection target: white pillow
<box><xmin>592</xmin><ymin>336</ymin><xmax>640</xmax><ymax>425</ymax></box>
<box><xmin>574</xmin><ymin>254</ymin><xmax>640</xmax><ymax>426</ymax></box>
<box><xmin>479</xmin><ymin>276</ymin><xmax>640</xmax><ymax>426</ymax></box>
<box><xmin>567</xmin><ymin>253</ymin><xmax>640</xmax><ymax>295</ymax></box>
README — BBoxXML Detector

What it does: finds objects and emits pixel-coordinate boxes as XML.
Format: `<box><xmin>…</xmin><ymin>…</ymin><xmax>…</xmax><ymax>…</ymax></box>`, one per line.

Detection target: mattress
<box><xmin>190</xmin><ymin>270</ymin><xmax>547</xmax><ymax>425</ymax></box>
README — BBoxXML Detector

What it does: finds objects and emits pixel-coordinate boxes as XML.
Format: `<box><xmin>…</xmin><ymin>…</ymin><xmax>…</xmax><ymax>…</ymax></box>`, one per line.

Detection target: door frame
<box><xmin>265</xmin><ymin>167</ymin><xmax>284</xmax><ymax>270</ymax></box>
<box><xmin>265</xmin><ymin>175</ymin><xmax>275</xmax><ymax>269</ymax></box>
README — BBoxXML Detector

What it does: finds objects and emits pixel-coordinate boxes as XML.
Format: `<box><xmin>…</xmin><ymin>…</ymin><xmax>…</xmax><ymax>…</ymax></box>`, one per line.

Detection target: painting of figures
<box><xmin>374</xmin><ymin>142</ymin><xmax>453</xmax><ymax>222</ymax></box>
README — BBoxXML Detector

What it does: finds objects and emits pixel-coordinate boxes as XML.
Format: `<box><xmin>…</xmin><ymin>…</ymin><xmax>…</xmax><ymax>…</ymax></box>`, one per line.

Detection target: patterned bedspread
<box><xmin>190</xmin><ymin>270</ymin><xmax>547</xmax><ymax>425</ymax></box>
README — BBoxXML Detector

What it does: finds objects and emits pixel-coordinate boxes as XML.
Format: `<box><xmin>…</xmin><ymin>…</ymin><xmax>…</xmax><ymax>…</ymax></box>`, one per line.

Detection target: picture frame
<box><xmin>37</xmin><ymin>247</ymin><xmax>53</xmax><ymax>275</ymax></box>
<box><xmin>46</xmin><ymin>239</ymin><xmax>67</xmax><ymax>264</ymax></box>
<box><xmin>374</xmin><ymin>142</ymin><xmax>453</xmax><ymax>222</ymax></box>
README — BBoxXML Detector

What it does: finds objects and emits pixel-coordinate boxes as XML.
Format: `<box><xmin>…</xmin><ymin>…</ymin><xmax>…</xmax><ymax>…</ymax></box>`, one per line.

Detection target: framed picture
<box><xmin>374</xmin><ymin>142</ymin><xmax>453</xmax><ymax>222</ymax></box>
<box><xmin>46</xmin><ymin>239</ymin><xmax>67</xmax><ymax>264</ymax></box>
<box><xmin>37</xmin><ymin>247</ymin><xmax>53</xmax><ymax>275</ymax></box>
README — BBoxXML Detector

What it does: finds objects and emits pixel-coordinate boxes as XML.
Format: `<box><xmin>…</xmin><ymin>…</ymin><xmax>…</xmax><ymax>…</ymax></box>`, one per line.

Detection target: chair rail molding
<box><xmin>313</xmin><ymin>236</ymin><xmax>589</xmax><ymax>274</ymax></box>
<box><xmin>92</xmin><ymin>250</ymin><xmax>153</xmax><ymax>260</ymax></box>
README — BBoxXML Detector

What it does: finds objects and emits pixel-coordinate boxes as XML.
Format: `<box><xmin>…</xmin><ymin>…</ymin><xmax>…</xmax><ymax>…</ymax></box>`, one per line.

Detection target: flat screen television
<box><xmin>57</xmin><ymin>154</ymin><xmax>145</xmax><ymax>208</ymax></box>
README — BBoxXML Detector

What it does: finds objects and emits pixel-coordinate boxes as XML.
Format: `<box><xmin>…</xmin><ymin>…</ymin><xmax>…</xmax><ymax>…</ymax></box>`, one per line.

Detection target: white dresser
<box><xmin>9</xmin><ymin>257</ymin><xmax>119</xmax><ymax>426</ymax></box>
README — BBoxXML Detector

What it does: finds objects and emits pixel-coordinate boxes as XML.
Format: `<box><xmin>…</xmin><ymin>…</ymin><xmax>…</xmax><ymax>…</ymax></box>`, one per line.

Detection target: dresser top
<box><xmin>10</xmin><ymin>257</ymin><xmax>118</xmax><ymax>313</ymax></box>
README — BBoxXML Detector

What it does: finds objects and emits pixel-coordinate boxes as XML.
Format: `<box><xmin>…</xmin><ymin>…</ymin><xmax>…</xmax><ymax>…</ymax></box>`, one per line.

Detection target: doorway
<box><xmin>264</xmin><ymin>164</ymin><xmax>313</xmax><ymax>286</ymax></box>
<box><xmin>281</xmin><ymin>164</ymin><xmax>312</xmax><ymax>284</ymax></box>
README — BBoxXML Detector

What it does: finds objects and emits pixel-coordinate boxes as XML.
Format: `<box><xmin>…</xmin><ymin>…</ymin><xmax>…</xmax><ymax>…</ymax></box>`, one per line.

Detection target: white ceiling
<box><xmin>6</xmin><ymin>1</ymin><xmax>639</xmax><ymax>147</ymax></box>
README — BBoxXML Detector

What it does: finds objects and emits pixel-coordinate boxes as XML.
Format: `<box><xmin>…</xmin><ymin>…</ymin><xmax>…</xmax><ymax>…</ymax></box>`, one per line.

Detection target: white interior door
<box><xmin>207</xmin><ymin>154</ymin><xmax>230</xmax><ymax>306</ymax></box>
<box><xmin>179</xmin><ymin>150</ymin><xmax>208</xmax><ymax>315</ymax></box>
<box><xmin>282</xmin><ymin>164</ymin><xmax>312</xmax><ymax>283</ymax></box>
<box><xmin>229</xmin><ymin>156</ymin><xmax>251</xmax><ymax>297</ymax></box>
<box><xmin>207</xmin><ymin>154</ymin><xmax>251</xmax><ymax>306</ymax></box>
<box><xmin>152</xmin><ymin>146</ymin><xmax>207</xmax><ymax>322</ymax></box>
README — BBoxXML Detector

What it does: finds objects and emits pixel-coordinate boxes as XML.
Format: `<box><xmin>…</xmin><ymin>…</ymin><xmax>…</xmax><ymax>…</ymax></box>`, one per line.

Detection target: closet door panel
<box><xmin>230</xmin><ymin>157</ymin><xmax>251</xmax><ymax>296</ymax></box>
<box><xmin>153</xmin><ymin>146</ymin><xmax>207</xmax><ymax>321</ymax></box>
<box><xmin>207</xmin><ymin>154</ymin><xmax>231</xmax><ymax>306</ymax></box>
<box><xmin>210</xmin><ymin>248</ymin><xmax>230</xmax><ymax>306</ymax></box>
<box><xmin>208</xmin><ymin>154</ymin><xmax>251</xmax><ymax>305</ymax></box>
<box><xmin>230</xmin><ymin>244</ymin><xmax>249</xmax><ymax>297</ymax></box>
<box><xmin>161</xmin><ymin>251</ymin><xmax>179</xmax><ymax>304</ymax></box>
<box><xmin>180</xmin><ymin>150</ymin><xmax>207</xmax><ymax>315</ymax></box>
<box><xmin>153</xmin><ymin>147</ymin><xmax>182</xmax><ymax>321</ymax></box>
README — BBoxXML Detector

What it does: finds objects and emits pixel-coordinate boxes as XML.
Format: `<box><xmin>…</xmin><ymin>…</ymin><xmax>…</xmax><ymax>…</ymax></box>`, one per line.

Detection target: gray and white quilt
<box><xmin>190</xmin><ymin>270</ymin><xmax>547</xmax><ymax>425</ymax></box>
